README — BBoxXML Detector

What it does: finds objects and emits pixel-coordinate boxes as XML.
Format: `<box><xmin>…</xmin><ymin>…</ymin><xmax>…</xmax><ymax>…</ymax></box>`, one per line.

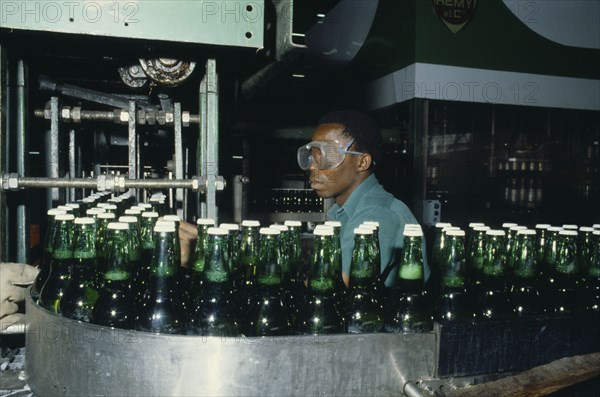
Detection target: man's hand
<box><xmin>179</xmin><ymin>221</ymin><xmax>198</xmax><ymax>268</ymax></box>
<box><xmin>1</xmin><ymin>263</ymin><xmax>39</xmax><ymax>332</ymax></box>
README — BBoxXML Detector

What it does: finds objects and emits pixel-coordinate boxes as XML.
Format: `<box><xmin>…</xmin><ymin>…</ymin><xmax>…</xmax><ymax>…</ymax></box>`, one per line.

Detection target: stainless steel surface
<box><xmin>200</xmin><ymin>59</ymin><xmax>219</xmax><ymax>221</ymax></box>
<box><xmin>1</xmin><ymin>0</ymin><xmax>264</xmax><ymax>49</ymax></box>
<box><xmin>174</xmin><ymin>102</ymin><xmax>184</xmax><ymax>219</ymax></box>
<box><xmin>16</xmin><ymin>59</ymin><xmax>28</xmax><ymax>263</ymax></box>
<box><xmin>68</xmin><ymin>129</ymin><xmax>75</xmax><ymax>202</ymax></box>
<box><xmin>48</xmin><ymin>97</ymin><xmax>60</xmax><ymax>207</ymax></box>
<box><xmin>1</xmin><ymin>175</ymin><xmax>207</xmax><ymax>192</ymax></box>
<box><xmin>0</xmin><ymin>45</ymin><xmax>6</xmax><ymax>261</ymax></box>
<box><xmin>128</xmin><ymin>100</ymin><xmax>137</xmax><ymax>199</ymax></box>
<box><xmin>25</xmin><ymin>291</ymin><xmax>436</xmax><ymax>397</ymax></box>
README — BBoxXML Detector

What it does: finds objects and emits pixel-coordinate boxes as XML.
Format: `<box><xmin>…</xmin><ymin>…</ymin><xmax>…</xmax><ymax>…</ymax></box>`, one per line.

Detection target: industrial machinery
<box><xmin>1</xmin><ymin>0</ymin><xmax>599</xmax><ymax>396</ymax></box>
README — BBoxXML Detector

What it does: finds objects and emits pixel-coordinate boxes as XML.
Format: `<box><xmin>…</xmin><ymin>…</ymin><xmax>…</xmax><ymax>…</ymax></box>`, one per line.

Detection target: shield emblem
<box><xmin>432</xmin><ymin>0</ymin><xmax>478</xmax><ymax>33</ymax></box>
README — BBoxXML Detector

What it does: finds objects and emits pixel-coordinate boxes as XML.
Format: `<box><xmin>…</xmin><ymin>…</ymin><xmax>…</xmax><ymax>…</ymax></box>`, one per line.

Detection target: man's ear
<box><xmin>357</xmin><ymin>153</ymin><xmax>372</xmax><ymax>172</ymax></box>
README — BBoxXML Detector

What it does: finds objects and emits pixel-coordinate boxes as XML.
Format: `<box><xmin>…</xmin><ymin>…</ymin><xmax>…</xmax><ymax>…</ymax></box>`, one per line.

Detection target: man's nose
<box><xmin>308</xmin><ymin>158</ymin><xmax>318</xmax><ymax>171</ymax></box>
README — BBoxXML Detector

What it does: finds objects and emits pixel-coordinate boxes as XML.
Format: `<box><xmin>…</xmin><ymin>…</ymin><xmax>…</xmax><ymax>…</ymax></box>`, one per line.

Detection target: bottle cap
<box><xmin>86</xmin><ymin>208</ymin><xmax>105</xmax><ymax>216</ymax></box>
<box><xmin>129</xmin><ymin>206</ymin><xmax>145</xmax><ymax>213</ymax></box>
<box><xmin>314</xmin><ymin>225</ymin><xmax>334</xmax><ymax>233</ymax></box>
<box><xmin>354</xmin><ymin>227</ymin><xmax>373</xmax><ymax>235</ymax></box>
<box><xmin>284</xmin><ymin>220</ymin><xmax>302</xmax><ymax>227</ymax></box>
<box><xmin>468</xmin><ymin>222</ymin><xmax>485</xmax><ymax>228</ymax></box>
<box><xmin>142</xmin><ymin>212</ymin><xmax>159</xmax><ymax>218</ymax></box>
<box><xmin>155</xmin><ymin>220</ymin><xmax>176</xmax><ymax>228</ymax></box>
<box><xmin>260</xmin><ymin>227</ymin><xmax>280</xmax><ymax>235</ymax></box>
<box><xmin>404</xmin><ymin>229</ymin><xmax>423</xmax><ymax>237</ymax></box>
<box><xmin>96</xmin><ymin>203</ymin><xmax>111</xmax><ymax>208</ymax></box>
<box><xmin>138</xmin><ymin>203</ymin><xmax>153</xmax><ymax>209</ymax></box>
<box><xmin>314</xmin><ymin>227</ymin><xmax>334</xmax><ymax>236</ymax></box>
<box><xmin>562</xmin><ymin>224</ymin><xmax>578</xmax><ymax>230</ymax></box>
<box><xmin>207</xmin><ymin>227</ymin><xmax>228</xmax><ymax>236</ymax></box>
<box><xmin>486</xmin><ymin>229</ymin><xmax>506</xmax><ymax>236</ymax></box>
<box><xmin>579</xmin><ymin>226</ymin><xmax>594</xmax><ymax>232</ymax></box>
<box><xmin>220</xmin><ymin>223</ymin><xmax>240</xmax><ymax>231</ymax></box>
<box><xmin>501</xmin><ymin>223</ymin><xmax>518</xmax><ymax>228</ymax></box>
<box><xmin>65</xmin><ymin>203</ymin><xmax>80</xmax><ymax>209</ymax></box>
<box><xmin>547</xmin><ymin>226</ymin><xmax>563</xmax><ymax>232</ymax></box>
<box><xmin>360</xmin><ymin>223</ymin><xmax>377</xmax><ymax>231</ymax></box>
<box><xmin>593</xmin><ymin>224</ymin><xmax>600</xmax><ymax>229</ymax></box>
<box><xmin>509</xmin><ymin>225</ymin><xmax>527</xmax><ymax>231</ymax></box>
<box><xmin>270</xmin><ymin>224</ymin><xmax>289</xmax><ymax>232</ymax></box>
<box><xmin>517</xmin><ymin>229</ymin><xmax>536</xmax><ymax>235</ymax></box>
<box><xmin>442</xmin><ymin>226</ymin><xmax>461</xmax><ymax>233</ymax></box>
<box><xmin>241</xmin><ymin>220</ymin><xmax>260</xmax><ymax>227</ymax></box>
<box><xmin>446</xmin><ymin>230</ymin><xmax>465</xmax><ymax>237</ymax></box>
<box><xmin>163</xmin><ymin>215</ymin><xmax>181</xmax><ymax>222</ymax></box>
<box><xmin>55</xmin><ymin>214</ymin><xmax>75</xmax><ymax>221</ymax></box>
<box><xmin>473</xmin><ymin>226</ymin><xmax>491</xmax><ymax>232</ymax></box>
<box><xmin>118</xmin><ymin>216</ymin><xmax>138</xmax><ymax>224</ymax></box>
<box><xmin>324</xmin><ymin>221</ymin><xmax>341</xmax><ymax>228</ymax></box>
<box><xmin>48</xmin><ymin>209</ymin><xmax>67</xmax><ymax>216</ymax></box>
<box><xmin>535</xmin><ymin>224</ymin><xmax>551</xmax><ymax>229</ymax></box>
<box><xmin>362</xmin><ymin>221</ymin><xmax>380</xmax><ymax>228</ymax></box>
<box><xmin>154</xmin><ymin>224</ymin><xmax>176</xmax><ymax>233</ymax></box>
<box><xmin>124</xmin><ymin>209</ymin><xmax>142</xmax><ymax>216</ymax></box>
<box><xmin>435</xmin><ymin>222</ymin><xmax>452</xmax><ymax>229</ymax></box>
<box><xmin>98</xmin><ymin>213</ymin><xmax>116</xmax><ymax>220</ymax></box>
<box><xmin>74</xmin><ymin>217</ymin><xmax>95</xmax><ymax>225</ymax></box>
<box><xmin>559</xmin><ymin>230</ymin><xmax>578</xmax><ymax>236</ymax></box>
<box><xmin>593</xmin><ymin>230</ymin><xmax>600</xmax><ymax>236</ymax></box>
<box><xmin>197</xmin><ymin>218</ymin><xmax>216</xmax><ymax>226</ymax></box>
<box><xmin>104</xmin><ymin>204</ymin><xmax>118</xmax><ymax>211</ymax></box>
<box><xmin>108</xmin><ymin>222</ymin><xmax>128</xmax><ymax>230</ymax></box>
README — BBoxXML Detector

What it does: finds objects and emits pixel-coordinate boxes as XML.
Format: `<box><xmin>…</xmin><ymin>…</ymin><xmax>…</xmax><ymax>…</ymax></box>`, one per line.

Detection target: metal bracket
<box><xmin>423</xmin><ymin>200</ymin><xmax>442</xmax><ymax>227</ymax></box>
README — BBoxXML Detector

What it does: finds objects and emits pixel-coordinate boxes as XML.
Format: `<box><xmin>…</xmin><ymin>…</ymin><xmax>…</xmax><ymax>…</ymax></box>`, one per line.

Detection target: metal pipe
<box><xmin>128</xmin><ymin>100</ymin><xmax>137</xmax><ymax>200</ymax></box>
<box><xmin>174</xmin><ymin>102</ymin><xmax>184</xmax><ymax>219</ymax></box>
<box><xmin>48</xmin><ymin>97</ymin><xmax>60</xmax><ymax>207</ymax></box>
<box><xmin>13</xmin><ymin>177</ymin><xmax>198</xmax><ymax>190</ymax></box>
<box><xmin>0</xmin><ymin>46</ymin><xmax>8</xmax><ymax>261</ymax></box>
<box><xmin>403</xmin><ymin>381</ymin><xmax>424</xmax><ymax>397</ymax></box>
<box><xmin>16</xmin><ymin>59</ymin><xmax>28</xmax><ymax>263</ymax></box>
<box><xmin>68</xmin><ymin>129</ymin><xmax>76</xmax><ymax>202</ymax></box>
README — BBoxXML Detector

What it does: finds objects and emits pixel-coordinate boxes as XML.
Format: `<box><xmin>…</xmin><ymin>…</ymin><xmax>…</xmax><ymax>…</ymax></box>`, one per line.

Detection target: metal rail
<box><xmin>1</xmin><ymin>174</ymin><xmax>226</xmax><ymax>193</ymax></box>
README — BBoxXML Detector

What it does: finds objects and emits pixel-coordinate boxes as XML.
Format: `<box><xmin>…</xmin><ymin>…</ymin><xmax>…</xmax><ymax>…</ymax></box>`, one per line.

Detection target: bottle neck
<box><xmin>513</xmin><ymin>235</ymin><xmax>537</xmax><ymax>278</ymax></box>
<box><xmin>257</xmin><ymin>235</ymin><xmax>282</xmax><ymax>285</ymax></box>
<box><xmin>482</xmin><ymin>235</ymin><xmax>507</xmax><ymax>277</ymax></box>
<box><xmin>150</xmin><ymin>232</ymin><xmax>178</xmax><ymax>278</ymax></box>
<box><xmin>399</xmin><ymin>236</ymin><xmax>424</xmax><ymax>281</ymax></box>
<box><xmin>309</xmin><ymin>235</ymin><xmax>336</xmax><ymax>292</ymax></box>
<box><xmin>52</xmin><ymin>220</ymin><xmax>74</xmax><ymax>260</ymax></box>
<box><xmin>441</xmin><ymin>236</ymin><xmax>466</xmax><ymax>287</ymax></box>
<box><xmin>104</xmin><ymin>229</ymin><xmax>133</xmax><ymax>279</ymax></box>
<box><xmin>204</xmin><ymin>234</ymin><xmax>230</xmax><ymax>283</ymax></box>
<box><xmin>555</xmin><ymin>235</ymin><xmax>578</xmax><ymax>275</ymax></box>
<box><xmin>351</xmin><ymin>234</ymin><xmax>377</xmax><ymax>283</ymax></box>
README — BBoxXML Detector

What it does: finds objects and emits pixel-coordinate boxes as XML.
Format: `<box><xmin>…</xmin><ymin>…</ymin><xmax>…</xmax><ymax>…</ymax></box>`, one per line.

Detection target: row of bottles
<box><xmin>32</xmin><ymin>189</ymin><xmax>600</xmax><ymax>336</ymax></box>
<box><xmin>427</xmin><ymin>221</ymin><xmax>600</xmax><ymax>323</ymax></box>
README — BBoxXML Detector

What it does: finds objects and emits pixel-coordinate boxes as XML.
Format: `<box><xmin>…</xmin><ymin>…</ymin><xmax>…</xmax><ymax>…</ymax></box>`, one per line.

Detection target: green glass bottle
<box><xmin>118</xmin><ymin>215</ymin><xmax>142</xmax><ymax>301</ymax></box>
<box><xmin>134</xmin><ymin>211</ymin><xmax>159</xmax><ymax>305</ymax></box>
<box><xmin>38</xmin><ymin>213</ymin><xmax>75</xmax><ymax>312</ymax></box>
<box><xmin>95</xmin><ymin>212</ymin><xmax>116</xmax><ymax>288</ymax></box>
<box><xmin>32</xmin><ymin>208</ymin><xmax>67</xmax><ymax>301</ymax></box>
<box><xmin>91</xmin><ymin>222</ymin><xmax>134</xmax><ymax>328</ymax></box>
<box><xmin>221</xmin><ymin>223</ymin><xmax>241</xmax><ymax>281</ymax></box>
<box><xmin>191</xmin><ymin>227</ymin><xmax>239</xmax><ymax>336</ymax></box>
<box><xmin>466</xmin><ymin>225</ymin><xmax>490</xmax><ymax>295</ymax></box>
<box><xmin>244</xmin><ymin>228</ymin><xmax>291</xmax><ymax>336</ymax></box>
<box><xmin>360</xmin><ymin>221</ymin><xmax>383</xmax><ymax>288</ymax></box>
<box><xmin>577</xmin><ymin>226</ymin><xmax>596</xmax><ymax>280</ymax></box>
<box><xmin>550</xmin><ymin>230</ymin><xmax>580</xmax><ymax>313</ymax></box>
<box><xmin>428</xmin><ymin>225</ymin><xmax>459</xmax><ymax>298</ymax></box>
<box><xmin>386</xmin><ymin>228</ymin><xmax>432</xmax><ymax>333</ymax></box>
<box><xmin>295</xmin><ymin>227</ymin><xmax>345</xmax><ymax>335</ymax></box>
<box><xmin>59</xmin><ymin>217</ymin><xmax>100</xmax><ymax>322</ymax></box>
<box><xmin>534</xmin><ymin>224</ymin><xmax>551</xmax><ymax>277</ymax></box>
<box><xmin>477</xmin><ymin>229</ymin><xmax>510</xmax><ymax>319</ymax></box>
<box><xmin>284</xmin><ymin>220</ymin><xmax>306</xmax><ymax>314</ymax></box>
<box><xmin>65</xmin><ymin>203</ymin><xmax>82</xmax><ymax>217</ymax></box>
<box><xmin>346</xmin><ymin>227</ymin><xmax>383</xmax><ymax>333</ymax></box>
<box><xmin>584</xmin><ymin>230</ymin><xmax>600</xmax><ymax>312</ymax></box>
<box><xmin>506</xmin><ymin>225</ymin><xmax>527</xmax><ymax>270</ymax></box>
<box><xmin>541</xmin><ymin>226</ymin><xmax>563</xmax><ymax>306</ymax></box>
<box><xmin>324</xmin><ymin>221</ymin><xmax>345</xmax><ymax>291</ymax></box>
<box><xmin>135</xmin><ymin>223</ymin><xmax>186</xmax><ymax>334</ymax></box>
<box><xmin>238</xmin><ymin>220</ymin><xmax>261</xmax><ymax>311</ymax></box>
<box><xmin>433</xmin><ymin>229</ymin><xmax>475</xmax><ymax>322</ymax></box>
<box><xmin>508</xmin><ymin>229</ymin><xmax>542</xmax><ymax>316</ymax></box>
<box><xmin>192</xmin><ymin>218</ymin><xmax>216</xmax><ymax>275</ymax></box>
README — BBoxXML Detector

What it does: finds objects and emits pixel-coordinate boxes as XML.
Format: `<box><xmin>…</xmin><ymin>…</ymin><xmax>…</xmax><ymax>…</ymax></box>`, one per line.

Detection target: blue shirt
<box><xmin>327</xmin><ymin>174</ymin><xmax>429</xmax><ymax>287</ymax></box>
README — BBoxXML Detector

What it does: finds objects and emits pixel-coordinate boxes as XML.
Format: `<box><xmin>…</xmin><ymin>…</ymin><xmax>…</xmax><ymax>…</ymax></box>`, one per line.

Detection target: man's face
<box><xmin>308</xmin><ymin>123</ymin><xmax>365</xmax><ymax>205</ymax></box>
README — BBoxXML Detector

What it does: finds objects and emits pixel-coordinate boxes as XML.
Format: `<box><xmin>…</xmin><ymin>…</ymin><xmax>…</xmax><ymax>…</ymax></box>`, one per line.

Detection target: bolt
<box><xmin>119</xmin><ymin>110</ymin><xmax>130</xmax><ymax>124</ymax></box>
<box><xmin>8</xmin><ymin>174</ymin><xmax>19</xmax><ymax>190</ymax></box>
<box><xmin>71</xmin><ymin>107</ymin><xmax>82</xmax><ymax>123</ymax></box>
<box><xmin>182</xmin><ymin>111</ymin><xmax>190</xmax><ymax>127</ymax></box>
<box><xmin>61</xmin><ymin>107</ymin><xmax>71</xmax><ymax>121</ymax></box>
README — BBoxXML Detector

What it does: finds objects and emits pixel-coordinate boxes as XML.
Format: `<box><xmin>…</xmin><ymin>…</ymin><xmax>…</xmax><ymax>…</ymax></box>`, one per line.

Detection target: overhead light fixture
<box><xmin>292</xmin><ymin>74</ymin><xmax>305</xmax><ymax>78</ymax></box>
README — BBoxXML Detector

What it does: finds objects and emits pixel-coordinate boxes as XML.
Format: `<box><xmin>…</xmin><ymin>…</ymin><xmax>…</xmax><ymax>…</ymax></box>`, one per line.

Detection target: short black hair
<box><xmin>318</xmin><ymin>110</ymin><xmax>382</xmax><ymax>167</ymax></box>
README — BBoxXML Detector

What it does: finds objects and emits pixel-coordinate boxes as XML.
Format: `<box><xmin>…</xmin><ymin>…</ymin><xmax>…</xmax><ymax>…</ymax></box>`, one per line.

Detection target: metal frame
<box><xmin>199</xmin><ymin>59</ymin><xmax>220</xmax><ymax>221</ymax></box>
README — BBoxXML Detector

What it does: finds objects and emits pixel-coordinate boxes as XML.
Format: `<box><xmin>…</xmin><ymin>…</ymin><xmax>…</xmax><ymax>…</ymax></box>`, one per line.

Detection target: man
<box><xmin>298</xmin><ymin>110</ymin><xmax>428</xmax><ymax>287</ymax></box>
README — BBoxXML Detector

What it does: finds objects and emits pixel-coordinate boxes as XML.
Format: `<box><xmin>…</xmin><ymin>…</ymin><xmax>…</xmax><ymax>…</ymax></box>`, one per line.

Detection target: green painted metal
<box><xmin>0</xmin><ymin>0</ymin><xmax>264</xmax><ymax>49</ymax></box>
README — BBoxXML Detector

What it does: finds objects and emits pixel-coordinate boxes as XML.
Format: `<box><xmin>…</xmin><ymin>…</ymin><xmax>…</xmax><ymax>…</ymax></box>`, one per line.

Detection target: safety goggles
<box><xmin>297</xmin><ymin>138</ymin><xmax>366</xmax><ymax>171</ymax></box>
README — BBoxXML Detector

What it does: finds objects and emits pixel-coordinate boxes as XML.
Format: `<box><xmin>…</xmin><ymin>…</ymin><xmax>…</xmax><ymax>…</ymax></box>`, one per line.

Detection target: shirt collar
<box><xmin>327</xmin><ymin>173</ymin><xmax>379</xmax><ymax>220</ymax></box>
